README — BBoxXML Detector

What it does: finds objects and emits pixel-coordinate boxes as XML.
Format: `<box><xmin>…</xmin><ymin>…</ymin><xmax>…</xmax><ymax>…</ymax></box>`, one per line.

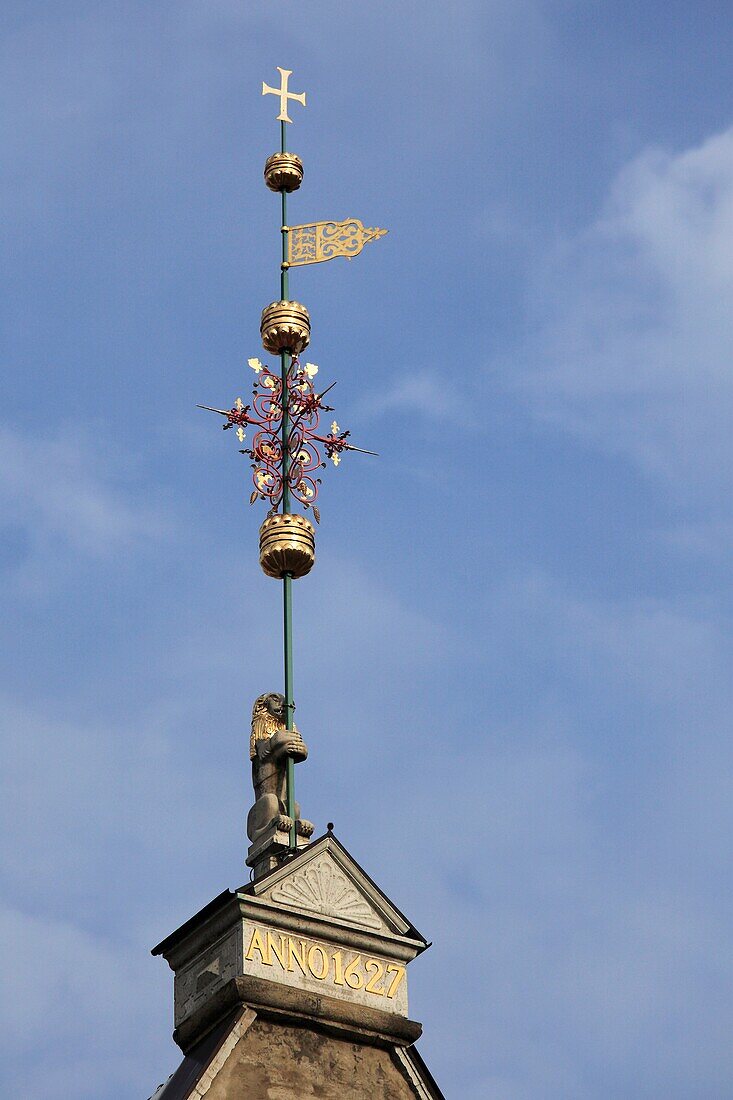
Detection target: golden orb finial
<box><xmin>260</xmin><ymin>300</ymin><xmax>311</xmax><ymax>355</ymax></box>
<box><xmin>259</xmin><ymin>513</ymin><xmax>316</xmax><ymax>579</ymax></box>
<box><xmin>264</xmin><ymin>152</ymin><xmax>303</xmax><ymax>193</ymax></box>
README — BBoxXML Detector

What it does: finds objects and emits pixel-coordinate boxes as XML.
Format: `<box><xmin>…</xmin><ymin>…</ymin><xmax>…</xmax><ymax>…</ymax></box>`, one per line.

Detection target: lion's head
<box><xmin>250</xmin><ymin>692</ymin><xmax>294</xmax><ymax>759</ymax></box>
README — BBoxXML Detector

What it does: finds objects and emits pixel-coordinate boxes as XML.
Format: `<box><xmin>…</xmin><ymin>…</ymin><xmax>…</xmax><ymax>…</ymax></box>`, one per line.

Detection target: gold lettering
<box><xmin>267</xmin><ymin>931</ymin><xmax>288</xmax><ymax>971</ymax></box>
<box><xmin>385</xmin><ymin>963</ymin><xmax>406</xmax><ymax>999</ymax></box>
<box><xmin>307</xmin><ymin>943</ymin><xmax>329</xmax><ymax>980</ymax></box>
<box><xmin>287</xmin><ymin>937</ymin><xmax>308</xmax><ymax>975</ymax></box>
<box><xmin>246</xmin><ymin>928</ymin><xmax>405</xmax><ymax>1001</ymax></box>
<box><xmin>364</xmin><ymin>958</ymin><xmax>385</xmax><ymax>995</ymax></box>
<box><xmin>332</xmin><ymin>949</ymin><xmax>345</xmax><ymax>986</ymax></box>
<box><xmin>244</xmin><ymin>927</ymin><xmax>270</xmax><ymax>965</ymax></box>
<box><xmin>344</xmin><ymin>953</ymin><xmax>364</xmax><ymax>990</ymax></box>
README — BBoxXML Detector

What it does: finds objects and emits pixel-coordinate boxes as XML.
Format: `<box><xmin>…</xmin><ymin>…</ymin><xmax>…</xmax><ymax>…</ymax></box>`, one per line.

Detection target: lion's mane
<box><xmin>250</xmin><ymin>692</ymin><xmax>298</xmax><ymax>759</ymax></box>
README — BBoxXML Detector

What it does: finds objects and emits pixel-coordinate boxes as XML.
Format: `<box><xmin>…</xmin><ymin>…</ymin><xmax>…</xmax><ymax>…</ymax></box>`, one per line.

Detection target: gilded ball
<box><xmin>259</xmin><ymin>513</ymin><xmax>316</xmax><ymax>580</ymax></box>
<box><xmin>260</xmin><ymin>300</ymin><xmax>311</xmax><ymax>356</ymax></box>
<box><xmin>264</xmin><ymin>152</ymin><xmax>303</xmax><ymax>193</ymax></box>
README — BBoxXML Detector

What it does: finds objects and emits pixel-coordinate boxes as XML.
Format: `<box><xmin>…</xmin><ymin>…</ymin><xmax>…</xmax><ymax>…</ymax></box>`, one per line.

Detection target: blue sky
<box><xmin>1</xmin><ymin>2</ymin><xmax>732</xmax><ymax>1097</ymax></box>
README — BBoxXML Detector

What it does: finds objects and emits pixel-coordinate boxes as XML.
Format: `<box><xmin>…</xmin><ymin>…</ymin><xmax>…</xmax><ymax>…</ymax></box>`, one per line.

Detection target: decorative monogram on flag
<box><xmin>286</xmin><ymin>219</ymin><xmax>388</xmax><ymax>267</ymax></box>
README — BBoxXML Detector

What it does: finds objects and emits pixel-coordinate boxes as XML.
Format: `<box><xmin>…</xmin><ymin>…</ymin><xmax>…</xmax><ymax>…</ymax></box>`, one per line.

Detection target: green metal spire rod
<box><xmin>279</xmin><ymin>119</ymin><xmax>296</xmax><ymax>851</ymax></box>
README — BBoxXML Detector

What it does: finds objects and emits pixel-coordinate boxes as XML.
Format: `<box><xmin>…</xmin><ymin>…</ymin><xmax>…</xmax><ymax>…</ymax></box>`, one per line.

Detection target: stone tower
<box><xmin>148</xmin><ymin>832</ymin><xmax>443</xmax><ymax>1098</ymax></box>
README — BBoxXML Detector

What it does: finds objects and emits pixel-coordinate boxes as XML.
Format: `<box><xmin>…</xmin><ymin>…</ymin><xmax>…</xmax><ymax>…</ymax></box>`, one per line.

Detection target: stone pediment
<box><xmin>153</xmin><ymin>834</ymin><xmax>428</xmax><ymax>1039</ymax></box>
<box><xmin>269</xmin><ymin>852</ymin><xmax>384</xmax><ymax>930</ymax></box>
<box><xmin>250</xmin><ymin>834</ymin><xmax>419</xmax><ymax>941</ymax></box>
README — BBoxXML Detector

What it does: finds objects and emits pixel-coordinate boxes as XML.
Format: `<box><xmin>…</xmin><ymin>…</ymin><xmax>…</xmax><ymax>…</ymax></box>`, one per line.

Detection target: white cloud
<box><xmin>658</xmin><ymin>517</ymin><xmax>733</xmax><ymax>558</ymax></box>
<box><xmin>0</xmin><ymin>902</ymin><xmax>166</xmax><ymax>1100</ymax></box>
<box><xmin>516</xmin><ymin>124</ymin><xmax>733</xmax><ymax>503</ymax></box>
<box><xmin>0</xmin><ymin>693</ymin><xmax>217</xmax><ymax>913</ymax></box>
<box><xmin>0</xmin><ymin>424</ymin><xmax>172</xmax><ymax>590</ymax></box>
<box><xmin>356</xmin><ymin>371</ymin><xmax>446</xmax><ymax>420</ymax></box>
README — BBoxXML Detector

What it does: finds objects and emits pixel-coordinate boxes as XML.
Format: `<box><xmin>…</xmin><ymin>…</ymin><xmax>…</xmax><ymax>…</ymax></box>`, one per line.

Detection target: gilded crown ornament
<box><xmin>259</xmin><ymin>513</ymin><xmax>315</xmax><ymax>579</ymax></box>
<box><xmin>199</xmin><ymin>67</ymin><xmax>386</xmax><ymax>856</ymax></box>
<box><xmin>264</xmin><ymin>152</ymin><xmax>303</xmax><ymax>193</ymax></box>
<box><xmin>260</xmin><ymin>300</ymin><xmax>311</xmax><ymax>355</ymax></box>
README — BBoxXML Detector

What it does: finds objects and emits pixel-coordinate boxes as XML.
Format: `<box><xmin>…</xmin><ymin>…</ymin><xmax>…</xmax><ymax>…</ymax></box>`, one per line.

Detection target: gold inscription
<box><xmin>365</xmin><ymin>958</ymin><xmax>385</xmax><ymax>996</ymax></box>
<box><xmin>288</xmin><ymin>938</ymin><xmax>308</xmax><ymax>975</ymax></box>
<box><xmin>332</xmin><ymin>949</ymin><xmax>345</xmax><ymax>986</ymax></box>
<box><xmin>244</xmin><ymin>927</ymin><xmax>268</xmax><ymax>964</ymax></box>
<box><xmin>307</xmin><ymin>943</ymin><xmax>329</xmax><ymax>980</ymax></box>
<box><xmin>386</xmin><ymin>963</ymin><xmax>406</xmax><ymax>999</ymax></box>
<box><xmin>344</xmin><ymin>953</ymin><xmax>364</xmax><ymax>990</ymax></box>
<box><xmin>268</xmin><ymin>931</ymin><xmax>288</xmax><ymax>970</ymax></box>
<box><xmin>244</xmin><ymin>926</ymin><xmax>405</xmax><ymax>1000</ymax></box>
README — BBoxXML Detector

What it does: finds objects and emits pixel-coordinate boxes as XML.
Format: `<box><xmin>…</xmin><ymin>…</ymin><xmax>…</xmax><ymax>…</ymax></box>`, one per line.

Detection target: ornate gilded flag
<box><xmin>285</xmin><ymin>219</ymin><xmax>388</xmax><ymax>267</ymax></box>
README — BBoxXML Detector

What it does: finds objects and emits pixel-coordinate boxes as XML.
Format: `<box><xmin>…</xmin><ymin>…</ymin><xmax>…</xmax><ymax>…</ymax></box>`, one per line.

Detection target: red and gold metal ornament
<box><xmin>198</xmin><ymin>356</ymin><xmax>376</xmax><ymax>518</ymax></box>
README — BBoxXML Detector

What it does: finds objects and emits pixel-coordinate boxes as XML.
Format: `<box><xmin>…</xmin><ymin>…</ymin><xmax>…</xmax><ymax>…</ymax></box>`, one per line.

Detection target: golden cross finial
<box><xmin>262</xmin><ymin>67</ymin><xmax>307</xmax><ymax>124</ymax></box>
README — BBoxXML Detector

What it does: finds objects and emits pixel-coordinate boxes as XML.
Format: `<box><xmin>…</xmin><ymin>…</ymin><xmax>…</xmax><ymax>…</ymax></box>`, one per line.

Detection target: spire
<box><xmin>150</xmin><ymin>73</ymin><xmax>444</xmax><ymax>1100</ymax></box>
<box><xmin>200</xmin><ymin>67</ymin><xmax>387</xmax><ymax>875</ymax></box>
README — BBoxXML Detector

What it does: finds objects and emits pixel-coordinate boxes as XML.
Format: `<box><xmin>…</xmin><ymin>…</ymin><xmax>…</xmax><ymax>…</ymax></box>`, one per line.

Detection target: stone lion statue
<box><xmin>246</xmin><ymin>692</ymin><xmax>314</xmax><ymax>845</ymax></box>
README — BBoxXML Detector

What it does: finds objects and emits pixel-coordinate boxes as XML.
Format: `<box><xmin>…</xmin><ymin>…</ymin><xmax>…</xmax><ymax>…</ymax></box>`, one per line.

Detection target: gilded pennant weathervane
<box><xmin>285</xmin><ymin>219</ymin><xmax>388</xmax><ymax>267</ymax></box>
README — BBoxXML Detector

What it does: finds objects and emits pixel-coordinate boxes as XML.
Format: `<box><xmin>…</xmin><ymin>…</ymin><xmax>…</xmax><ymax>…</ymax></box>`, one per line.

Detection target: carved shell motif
<box><xmin>270</xmin><ymin>856</ymin><xmax>383</xmax><ymax>931</ymax></box>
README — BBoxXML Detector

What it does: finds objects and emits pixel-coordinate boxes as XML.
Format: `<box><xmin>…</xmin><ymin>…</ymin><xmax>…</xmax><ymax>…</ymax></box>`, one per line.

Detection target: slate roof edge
<box><xmin>405</xmin><ymin>1042</ymin><xmax>447</xmax><ymax>1100</ymax></box>
<box><xmin>151</xmin><ymin>889</ymin><xmax>235</xmax><ymax>957</ymax></box>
